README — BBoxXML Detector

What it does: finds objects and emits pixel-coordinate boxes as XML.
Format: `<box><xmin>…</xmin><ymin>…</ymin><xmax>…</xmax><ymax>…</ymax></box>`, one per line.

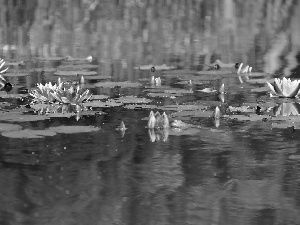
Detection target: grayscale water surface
<box><xmin>1</xmin><ymin>1</ymin><xmax>300</xmax><ymax>225</ymax></box>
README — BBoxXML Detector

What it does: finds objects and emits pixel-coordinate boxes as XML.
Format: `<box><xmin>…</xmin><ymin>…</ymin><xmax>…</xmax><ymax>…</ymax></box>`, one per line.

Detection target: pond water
<box><xmin>1</xmin><ymin>1</ymin><xmax>300</xmax><ymax>225</ymax></box>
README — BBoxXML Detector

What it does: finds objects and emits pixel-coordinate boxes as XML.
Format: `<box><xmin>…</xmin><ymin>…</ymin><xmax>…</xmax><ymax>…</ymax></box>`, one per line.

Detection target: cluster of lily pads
<box><xmin>1</xmin><ymin>55</ymin><xmax>300</xmax><ymax>140</ymax></box>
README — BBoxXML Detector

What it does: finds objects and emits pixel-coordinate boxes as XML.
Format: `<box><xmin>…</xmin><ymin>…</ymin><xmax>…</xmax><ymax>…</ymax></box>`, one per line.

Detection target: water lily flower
<box><xmin>150</xmin><ymin>76</ymin><xmax>155</xmax><ymax>85</ymax></box>
<box><xmin>30</xmin><ymin>82</ymin><xmax>61</xmax><ymax>103</ymax></box>
<box><xmin>162</xmin><ymin>112</ymin><xmax>169</xmax><ymax>128</ymax></box>
<box><xmin>50</xmin><ymin>85</ymin><xmax>92</xmax><ymax>105</ymax></box>
<box><xmin>266</xmin><ymin>77</ymin><xmax>300</xmax><ymax>98</ymax></box>
<box><xmin>214</xmin><ymin>106</ymin><xmax>221</xmax><ymax>119</ymax></box>
<box><xmin>148</xmin><ymin>111</ymin><xmax>156</xmax><ymax>128</ymax></box>
<box><xmin>155</xmin><ymin>77</ymin><xmax>161</xmax><ymax>86</ymax></box>
<box><xmin>147</xmin><ymin>111</ymin><xmax>169</xmax><ymax>129</ymax></box>
<box><xmin>237</xmin><ymin>63</ymin><xmax>252</xmax><ymax>74</ymax></box>
<box><xmin>80</xmin><ymin>76</ymin><xmax>85</xmax><ymax>84</ymax></box>
<box><xmin>0</xmin><ymin>58</ymin><xmax>9</xmax><ymax>79</ymax></box>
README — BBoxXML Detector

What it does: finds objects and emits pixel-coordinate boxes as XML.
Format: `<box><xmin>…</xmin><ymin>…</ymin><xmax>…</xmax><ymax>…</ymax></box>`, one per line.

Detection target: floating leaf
<box><xmin>83</xmin><ymin>100</ymin><xmax>123</xmax><ymax>108</ymax></box>
<box><xmin>48</xmin><ymin>125</ymin><xmax>100</xmax><ymax>133</ymax></box>
<box><xmin>147</xmin><ymin>92</ymin><xmax>182</xmax><ymax>98</ymax></box>
<box><xmin>164</xmin><ymin>89</ymin><xmax>193</xmax><ymax>94</ymax></box>
<box><xmin>84</xmin><ymin>75</ymin><xmax>111</xmax><ymax>80</ymax></box>
<box><xmin>90</xmin><ymin>95</ymin><xmax>110</xmax><ymax>100</ymax></box>
<box><xmin>36</xmin><ymin>57</ymin><xmax>65</xmax><ymax>61</ymax></box>
<box><xmin>197</xmin><ymin>70</ymin><xmax>231</xmax><ymax>75</ymax></box>
<box><xmin>228</xmin><ymin>106</ymin><xmax>254</xmax><ymax>113</ymax></box>
<box><xmin>170</xmin><ymin>110</ymin><xmax>212</xmax><ymax>118</ymax></box>
<box><xmin>271</xmin><ymin>123</ymin><xmax>294</xmax><ymax>129</ymax></box>
<box><xmin>46</xmin><ymin>113</ymin><xmax>74</xmax><ymax>118</ymax></box>
<box><xmin>250</xmin><ymin>87</ymin><xmax>270</xmax><ymax>92</ymax></box>
<box><xmin>54</xmin><ymin>70</ymin><xmax>97</xmax><ymax>76</ymax></box>
<box><xmin>2</xmin><ymin>129</ymin><xmax>56</xmax><ymax>138</ymax></box>
<box><xmin>247</xmin><ymin>78</ymin><xmax>275</xmax><ymax>84</ymax></box>
<box><xmin>114</xmin><ymin>96</ymin><xmax>152</xmax><ymax>104</ymax></box>
<box><xmin>0</xmin><ymin>112</ymin><xmax>50</xmax><ymax>122</ymax></box>
<box><xmin>0</xmin><ymin>123</ymin><xmax>22</xmax><ymax>132</ymax></box>
<box><xmin>227</xmin><ymin>115</ymin><xmax>251</xmax><ymax>121</ymax></box>
<box><xmin>94</xmin><ymin>81</ymin><xmax>142</xmax><ymax>88</ymax></box>
<box><xmin>31</xmin><ymin>67</ymin><xmax>57</xmax><ymax>73</ymax></box>
<box><xmin>0</xmin><ymin>92</ymin><xmax>27</xmax><ymax>99</ymax></box>
<box><xmin>124</xmin><ymin>104</ymin><xmax>157</xmax><ymax>109</ymax></box>
<box><xmin>197</xmin><ymin>88</ymin><xmax>217</xmax><ymax>93</ymax></box>
<box><xmin>135</xmin><ymin>64</ymin><xmax>175</xmax><ymax>70</ymax></box>
<box><xmin>2</xmin><ymin>72</ymin><xmax>30</xmax><ymax>77</ymax></box>
<box><xmin>57</xmin><ymin>64</ymin><xmax>98</xmax><ymax>71</ymax></box>
<box><xmin>162</xmin><ymin>69</ymin><xmax>196</xmax><ymax>75</ymax></box>
<box><xmin>158</xmin><ymin>104</ymin><xmax>207</xmax><ymax>111</ymax></box>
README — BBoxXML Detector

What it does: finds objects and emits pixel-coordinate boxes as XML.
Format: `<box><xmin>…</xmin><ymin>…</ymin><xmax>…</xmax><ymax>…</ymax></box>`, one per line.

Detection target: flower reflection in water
<box><xmin>31</xmin><ymin>103</ymin><xmax>87</xmax><ymax>120</ymax></box>
<box><xmin>274</xmin><ymin>102</ymin><xmax>300</xmax><ymax>116</ymax></box>
<box><xmin>266</xmin><ymin>77</ymin><xmax>300</xmax><ymax>98</ymax></box>
<box><xmin>148</xmin><ymin>128</ymin><xmax>169</xmax><ymax>142</ymax></box>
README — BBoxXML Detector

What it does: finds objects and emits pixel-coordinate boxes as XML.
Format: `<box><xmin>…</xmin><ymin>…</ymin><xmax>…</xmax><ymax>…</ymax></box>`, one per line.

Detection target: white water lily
<box><xmin>147</xmin><ymin>111</ymin><xmax>169</xmax><ymax>129</ymax></box>
<box><xmin>30</xmin><ymin>80</ymin><xmax>92</xmax><ymax>104</ymax></box>
<box><xmin>266</xmin><ymin>77</ymin><xmax>300</xmax><ymax>98</ymax></box>
<box><xmin>0</xmin><ymin>58</ymin><xmax>9</xmax><ymax>81</ymax></box>
<box><xmin>237</xmin><ymin>63</ymin><xmax>252</xmax><ymax>74</ymax></box>
<box><xmin>50</xmin><ymin>85</ymin><xmax>92</xmax><ymax>105</ymax></box>
<box><xmin>30</xmin><ymin>82</ymin><xmax>61</xmax><ymax>102</ymax></box>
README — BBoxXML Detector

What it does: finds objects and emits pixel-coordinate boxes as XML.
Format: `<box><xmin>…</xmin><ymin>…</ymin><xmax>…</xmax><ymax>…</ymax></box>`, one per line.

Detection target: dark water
<box><xmin>1</xmin><ymin>1</ymin><xmax>300</xmax><ymax>225</ymax></box>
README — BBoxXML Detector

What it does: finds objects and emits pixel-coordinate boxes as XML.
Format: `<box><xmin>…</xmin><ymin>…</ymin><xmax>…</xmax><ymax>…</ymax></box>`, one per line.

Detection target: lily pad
<box><xmin>197</xmin><ymin>71</ymin><xmax>231</xmax><ymax>75</ymax></box>
<box><xmin>147</xmin><ymin>92</ymin><xmax>182</xmax><ymax>98</ymax></box>
<box><xmin>83</xmin><ymin>100</ymin><xmax>123</xmax><ymax>108</ymax></box>
<box><xmin>164</xmin><ymin>89</ymin><xmax>193</xmax><ymax>94</ymax></box>
<box><xmin>134</xmin><ymin>64</ymin><xmax>175</xmax><ymax>70</ymax></box>
<box><xmin>0</xmin><ymin>112</ymin><xmax>50</xmax><ymax>122</ymax></box>
<box><xmin>170</xmin><ymin>110</ymin><xmax>212</xmax><ymax>118</ymax></box>
<box><xmin>0</xmin><ymin>123</ymin><xmax>22</xmax><ymax>132</ymax></box>
<box><xmin>250</xmin><ymin>87</ymin><xmax>270</xmax><ymax>92</ymax></box>
<box><xmin>1</xmin><ymin>129</ymin><xmax>56</xmax><ymax>138</ymax></box>
<box><xmin>48</xmin><ymin>125</ymin><xmax>100</xmax><ymax>133</ymax></box>
<box><xmin>36</xmin><ymin>57</ymin><xmax>65</xmax><ymax>61</ymax></box>
<box><xmin>228</xmin><ymin>106</ymin><xmax>254</xmax><ymax>113</ymax></box>
<box><xmin>162</xmin><ymin>69</ymin><xmax>196</xmax><ymax>75</ymax></box>
<box><xmin>54</xmin><ymin>70</ymin><xmax>97</xmax><ymax>76</ymax></box>
<box><xmin>114</xmin><ymin>96</ymin><xmax>152</xmax><ymax>104</ymax></box>
<box><xmin>0</xmin><ymin>92</ymin><xmax>27</xmax><ymax>99</ymax></box>
<box><xmin>57</xmin><ymin>64</ymin><xmax>98</xmax><ymax>71</ymax></box>
<box><xmin>124</xmin><ymin>104</ymin><xmax>158</xmax><ymax>109</ymax></box>
<box><xmin>2</xmin><ymin>72</ymin><xmax>30</xmax><ymax>77</ymax></box>
<box><xmin>31</xmin><ymin>67</ymin><xmax>57</xmax><ymax>73</ymax></box>
<box><xmin>46</xmin><ymin>113</ymin><xmax>74</xmax><ymax>118</ymax></box>
<box><xmin>94</xmin><ymin>81</ymin><xmax>142</xmax><ymax>88</ymax></box>
<box><xmin>271</xmin><ymin>123</ymin><xmax>294</xmax><ymax>129</ymax></box>
<box><xmin>83</xmin><ymin>75</ymin><xmax>111</xmax><ymax>80</ymax></box>
<box><xmin>158</xmin><ymin>104</ymin><xmax>207</xmax><ymax>111</ymax></box>
<box><xmin>247</xmin><ymin>78</ymin><xmax>275</xmax><ymax>84</ymax></box>
<box><xmin>90</xmin><ymin>95</ymin><xmax>110</xmax><ymax>100</ymax></box>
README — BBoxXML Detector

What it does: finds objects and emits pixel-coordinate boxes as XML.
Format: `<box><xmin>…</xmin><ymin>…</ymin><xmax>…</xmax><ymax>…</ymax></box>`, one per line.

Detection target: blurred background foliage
<box><xmin>0</xmin><ymin>0</ymin><xmax>300</xmax><ymax>76</ymax></box>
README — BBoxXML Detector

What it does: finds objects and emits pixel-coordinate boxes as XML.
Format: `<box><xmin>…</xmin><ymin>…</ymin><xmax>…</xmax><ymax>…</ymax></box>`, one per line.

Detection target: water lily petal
<box><xmin>266</xmin><ymin>82</ymin><xmax>277</xmax><ymax>95</ymax></box>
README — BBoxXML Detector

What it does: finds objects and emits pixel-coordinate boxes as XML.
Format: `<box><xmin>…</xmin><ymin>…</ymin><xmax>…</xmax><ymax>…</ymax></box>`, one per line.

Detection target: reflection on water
<box><xmin>1</xmin><ymin>1</ymin><xmax>300</xmax><ymax>225</ymax></box>
<box><xmin>1</xmin><ymin>0</ymin><xmax>300</xmax><ymax>76</ymax></box>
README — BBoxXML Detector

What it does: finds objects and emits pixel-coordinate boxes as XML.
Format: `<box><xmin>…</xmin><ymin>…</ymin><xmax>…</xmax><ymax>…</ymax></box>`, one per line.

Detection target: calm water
<box><xmin>1</xmin><ymin>1</ymin><xmax>300</xmax><ymax>225</ymax></box>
